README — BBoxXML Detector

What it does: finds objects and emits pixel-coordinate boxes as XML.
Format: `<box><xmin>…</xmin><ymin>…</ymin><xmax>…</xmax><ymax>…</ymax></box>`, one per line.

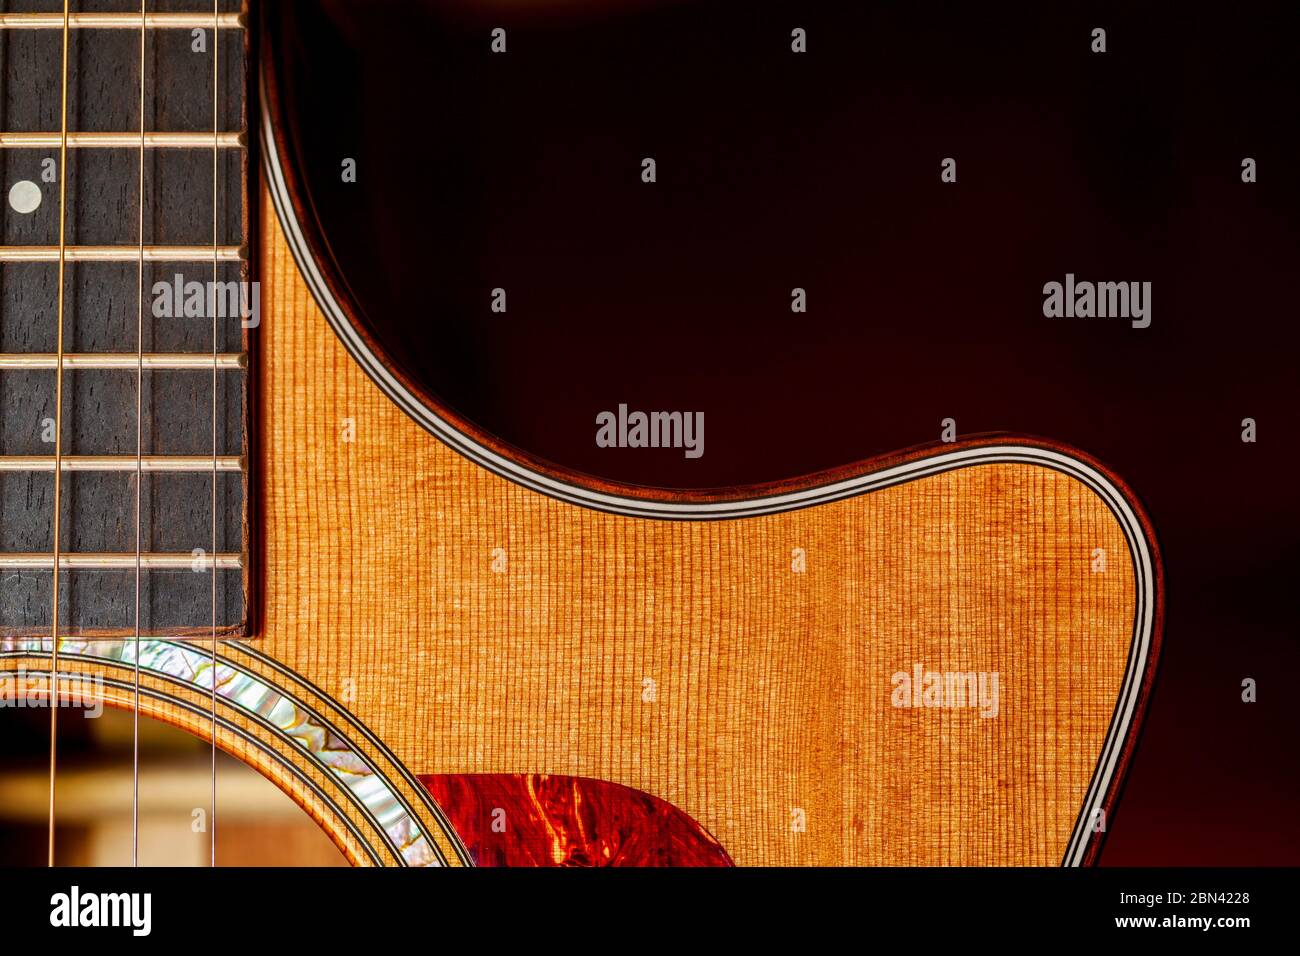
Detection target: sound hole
<box><xmin>0</xmin><ymin>705</ymin><xmax>346</xmax><ymax>866</ymax></box>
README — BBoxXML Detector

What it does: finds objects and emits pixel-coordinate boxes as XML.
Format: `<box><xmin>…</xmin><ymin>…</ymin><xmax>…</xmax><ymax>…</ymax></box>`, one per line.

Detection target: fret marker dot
<box><xmin>8</xmin><ymin>180</ymin><xmax>41</xmax><ymax>215</ymax></box>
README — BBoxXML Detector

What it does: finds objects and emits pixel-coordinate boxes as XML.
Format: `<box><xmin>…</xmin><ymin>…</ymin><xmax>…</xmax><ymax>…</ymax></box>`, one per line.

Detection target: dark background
<box><xmin>275</xmin><ymin>1</ymin><xmax>1299</xmax><ymax>864</ymax></box>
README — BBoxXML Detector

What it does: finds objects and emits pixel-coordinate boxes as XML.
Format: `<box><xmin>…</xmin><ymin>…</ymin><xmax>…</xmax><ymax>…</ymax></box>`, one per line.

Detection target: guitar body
<box><xmin>0</xmin><ymin>1</ymin><xmax>1169</xmax><ymax>868</ymax></box>
<box><xmin>249</xmin><ymin>0</ymin><xmax>1162</xmax><ymax>866</ymax></box>
<box><xmin>251</xmin><ymin>204</ymin><xmax>1160</xmax><ymax>865</ymax></box>
<box><xmin>7</xmin><ymin>196</ymin><xmax>1163</xmax><ymax>864</ymax></box>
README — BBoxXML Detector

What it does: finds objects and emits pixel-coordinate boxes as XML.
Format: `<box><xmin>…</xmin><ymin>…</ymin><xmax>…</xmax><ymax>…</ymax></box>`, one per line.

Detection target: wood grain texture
<box><xmin>253</xmin><ymin>184</ymin><xmax>1140</xmax><ymax>866</ymax></box>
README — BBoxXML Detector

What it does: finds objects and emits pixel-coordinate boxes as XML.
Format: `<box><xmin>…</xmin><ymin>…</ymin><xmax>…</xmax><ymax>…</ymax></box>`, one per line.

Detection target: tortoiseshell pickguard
<box><xmin>421</xmin><ymin>774</ymin><xmax>733</xmax><ymax>867</ymax></box>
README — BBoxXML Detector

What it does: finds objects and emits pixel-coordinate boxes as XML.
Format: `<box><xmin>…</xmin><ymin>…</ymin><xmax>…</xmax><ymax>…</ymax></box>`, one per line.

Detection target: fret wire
<box><xmin>0</xmin><ymin>13</ymin><xmax>244</xmax><ymax>30</ymax></box>
<box><xmin>0</xmin><ymin>353</ymin><xmax>245</xmax><ymax>369</ymax></box>
<box><xmin>0</xmin><ymin>245</ymin><xmax>244</xmax><ymax>261</ymax></box>
<box><xmin>0</xmin><ymin>132</ymin><xmax>243</xmax><ymax>148</ymax></box>
<box><xmin>0</xmin><ymin>553</ymin><xmax>243</xmax><ymax>570</ymax></box>
<box><xmin>0</xmin><ymin>455</ymin><xmax>243</xmax><ymax>472</ymax></box>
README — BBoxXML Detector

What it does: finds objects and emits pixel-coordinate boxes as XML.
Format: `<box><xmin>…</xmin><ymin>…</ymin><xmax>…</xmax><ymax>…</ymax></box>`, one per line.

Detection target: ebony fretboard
<box><xmin>0</xmin><ymin>0</ymin><xmax>250</xmax><ymax>638</ymax></box>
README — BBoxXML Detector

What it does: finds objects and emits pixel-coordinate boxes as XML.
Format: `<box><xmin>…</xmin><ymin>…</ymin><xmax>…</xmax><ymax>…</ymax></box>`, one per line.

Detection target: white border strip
<box><xmin>260</xmin><ymin>77</ymin><xmax>1156</xmax><ymax>865</ymax></box>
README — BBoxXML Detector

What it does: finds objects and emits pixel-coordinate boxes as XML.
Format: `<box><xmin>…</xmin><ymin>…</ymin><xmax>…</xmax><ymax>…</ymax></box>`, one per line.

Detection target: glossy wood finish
<box><xmin>252</xmin><ymin>186</ymin><xmax>1154</xmax><ymax>865</ymax></box>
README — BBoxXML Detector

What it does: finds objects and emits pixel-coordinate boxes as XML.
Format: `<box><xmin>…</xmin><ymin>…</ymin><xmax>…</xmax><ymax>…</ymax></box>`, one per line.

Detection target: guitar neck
<box><xmin>0</xmin><ymin>4</ymin><xmax>252</xmax><ymax>638</ymax></box>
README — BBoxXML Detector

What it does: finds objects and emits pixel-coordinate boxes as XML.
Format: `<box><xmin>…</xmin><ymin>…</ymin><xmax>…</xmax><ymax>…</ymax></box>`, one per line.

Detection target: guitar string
<box><xmin>209</xmin><ymin>0</ymin><xmax>220</xmax><ymax>869</ymax></box>
<box><xmin>132</xmin><ymin>0</ymin><xmax>147</xmax><ymax>868</ymax></box>
<box><xmin>47</xmin><ymin>0</ymin><xmax>71</xmax><ymax>869</ymax></box>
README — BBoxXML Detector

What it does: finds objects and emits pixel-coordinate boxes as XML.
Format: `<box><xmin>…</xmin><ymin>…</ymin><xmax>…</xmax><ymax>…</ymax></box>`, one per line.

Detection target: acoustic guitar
<box><xmin>0</xmin><ymin>1</ymin><xmax>1164</xmax><ymax>867</ymax></box>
